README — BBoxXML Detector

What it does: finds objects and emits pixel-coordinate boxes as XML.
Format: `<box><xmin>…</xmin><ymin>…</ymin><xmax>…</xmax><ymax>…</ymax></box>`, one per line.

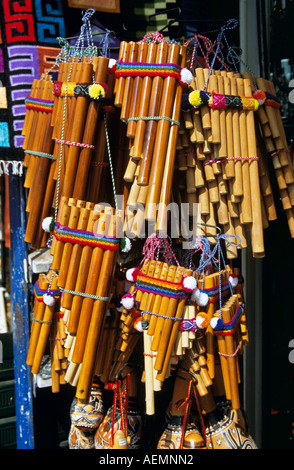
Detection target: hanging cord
<box><xmin>103</xmin><ymin>112</ymin><xmax>118</xmax><ymax>214</ymax></box>
<box><xmin>226</xmin><ymin>45</ymin><xmax>258</xmax><ymax>90</ymax></box>
<box><xmin>202</xmin><ymin>18</ymin><xmax>238</xmax><ymax>91</ymax></box>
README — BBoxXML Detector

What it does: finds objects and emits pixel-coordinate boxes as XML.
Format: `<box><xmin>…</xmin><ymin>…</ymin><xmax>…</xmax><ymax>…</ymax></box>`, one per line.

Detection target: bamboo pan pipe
<box><xmin>76</xmin><ymin>211</ymin><xmax>120</xmax><ymax>402</ymax></box>
<box><xmin>72</xmin><ymin>56</ymin><xmax>110</xmax><ymax>200</ymax></box>
<box><xmin>52</xmin><ymin>59</ymin><xmax>85</xmax><ymax>194</ymax></box>
<box><xmin>60</xmin><ymin>60</ymin><xmax>94</xmax><ymax>198</ymax></box>
<box><xmin>130</xmin><ymin>42</ymin><xmax>159</xmax><ymax>159</ymax></box>
<box><xmin>156</xmin><ymin>46</ymin><xmax>186</xmax><ymax>233</ymax></box>
<box><xmin>126</xmin><ymin>41</ymin><xmax>148</xmax><ymax>139</ymax></box>
<box><xmin>243</xmin><ymin>78</ymin><xmax>264</xmax><ymax>257</ymax></box>
<box><xmin>51</xmin><ymin>199</ymin><xmax>85</xmax><ymax>271</ymax></box>
<box><xmin>145</xmin><ymin>43</ymin><xmax>183</xmax><ymax>220</ymax></box>
<box><xmin>57</xmin><ymin>202</ymin><xmax>94</xmax><ymax>289</ymax></box>
<box><xmin>119</xmin><ymin>41</ymin><xmax>138</xmax><ymax>122</ymax></box>
<box><xmin>30</xmin><ymin>271</ymin><xmax>59</xmax><ymax>374</ymax></box>
<box><xmin>155</xmin><ymin>268</ymin><xmax>193</xmax><ymax>382</ymax></box>
<box><xmin>137</xmin><ymin>41</ymin><xmax>169</xmax><ymax>184</ymax></box>
<box><xmin>26</xmin><ymin>274</ymin><xmax>49</xmax><ymax>366</ymax></box>
<box><xmin>69</xmin><ymin>208</ymin><xmax>112</xmax><ymax>356</ymax></box>
<box><xmin>61</xmin><ymin>207</ymin><xmax>101</xmax><ymax>313</ymax></box>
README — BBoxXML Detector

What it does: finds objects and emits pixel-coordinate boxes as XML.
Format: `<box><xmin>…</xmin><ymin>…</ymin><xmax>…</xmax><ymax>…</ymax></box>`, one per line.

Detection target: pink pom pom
<box><xmin>126</xmin><ymin>267</ymin><xmax>140</xmax><ymax>283</ymax></box>
<box><xmin>121</xmin><ymin>294</ymin><xmax>135</xmax><ymax>310</ymax></box>
<box><xmin>182</xmin><ymin>276</ymin><xmax>197</xmax><ymax>293</ymax></box>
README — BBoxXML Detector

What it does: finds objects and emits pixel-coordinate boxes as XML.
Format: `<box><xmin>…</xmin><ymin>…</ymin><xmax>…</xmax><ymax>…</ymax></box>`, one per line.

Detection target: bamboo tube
<box><xmin>120</xmin><ymin>41</ymin><xmax>138</xmax><ymax>121</ymax></box>
<box><xmin>51</xmin><ymin>198</ymin><xmax>77</xmax><ymax>270</ymax></box>
<box><xmin>60</xmin><ymin>61</ymin><xmax>94</xmax><ymax>197</ymax></box>
<box><xmin>237</xmin><ymin>78</ymin><xmax>252</xmax><ymax>224</ymax></box>
<box><xmin>31</xmin><ymin>272</ymin><xmax>59</xmax><ymax>374</ymax></box>
<box><xmin>195</xmin><ymin>68</ymin><xmax>211</xmax><ymax>130</ymax></box>
<box><xmin>221</xmin><ymin>300</ymin><xmax>241</xmax><ymax>411</ymax></box>
<box><xmin>156</xmin><ymin>46</ymin><xmax>186</xmax><ymax>233</ymax></box>
<box><xmin>72</xmin><ymin>56</ymin><xmax>110</xmax><ymax>200</ymax></box>
<box><xmin>76</xmin><ymin>212</ymin><xmax>119</xmax><ymax>401</ymax></box>
<box><xmin>137</xmin><ymin>42</ymin><xmax>169</xmax><ymax>183</ymax></box>
<box><xmin>145</xmin><ymin>43</ymin><xmax>181</xmax><ymax>220</ymax></box>
<box><xmin>126</xmin><ymin>42</ymin><xmax>148</xmax><ymax>139</ymax></box>
<box><xmin>62</xmin><ymin>208</ymin><xmax>100</xmax><ymax>312</ymax></box>
<box><xmin>70</xmin><ymin>209</ymin><xmax>112</xmax><ymax>359</ymax></box>
<box><xmin>22</xmin><ymin>78</ymin><xmax>40</xmax><ymax>147</ymax></box>
<box><xmin>114</xmin><ymin>41</ymin><xmax>130</xmax><ymax>107</ymax></box>
<box><xmin>244</xmin><ymin>78</ymin><xmax>264</xmax><ymax>256</ymax></box>
<box><xmin>147</xmin><ymin>264</ymin><xmax>177</xmax><ymax>337</ymax></box>
<box><xmin>131</xmin><ymin>42</ymin><xmax>158</xmax><ymax>159</ymax></box>
<box><xmin>57</xmin><ymin>201</ymin><xmax>89</xmax><ymax>289</ymax></box>
<box><xmin>208</xmin><ymin>74</ymin><xmax>221</xmax><ymax>145</ymax></box>
<box><xmin>230</xmin><ymin>77</ymin><xmax>243</xmax><ymax>197</ymax></box>
<box><xmin>26</xmin><ymin>274</ymin><xmax>49</xmax><ymax>366</ymax></box>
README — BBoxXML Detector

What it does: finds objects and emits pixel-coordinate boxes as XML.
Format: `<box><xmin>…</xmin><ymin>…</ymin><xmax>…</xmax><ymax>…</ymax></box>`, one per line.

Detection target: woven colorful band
<box><xmin>53</xmin><ymin>81</ymin><xmax>108</xmax><ymax>100</ymax></box>
<box><xmin>25</xmin><ymin>96</ymin><xmax>54</xmax><ymax>113</ymax></box>
<box><xmin>188</xmin><ymin>90</ymin><xmax>259</xmax><ymax>111</ymax></box>
<box><xmin>54</xmin><ymin>138</ymin><xmax>95</xmax><ymax>149</ymax></box>
<box><xmin>53</xmin><ymin>221</ymin><xmax>120</xmax><ymax>250</ymax></box>
<box><xmin>34</xmin><ymin>280</ymin><xmax>61</xmax><ymax>302</ymax></box>
<box><xmin>213</xmin><ymin>304</ymin><xmax>243</xmax><ymax>336</ymax></box>
<box><xmin>202</xmin><ymin>281</ymin><xmax>230</xmax><ymax>304</ymax></box>
<box><xmin>135</xmin><ymin>273</ymin><xmax>187</xmax><ymax>299</ymax></box>
<box><xmin>115</xmin><ymin>61</ymin><xmax>182</xmax><ymax>79</ymax></box>
<box><xmin>179</xmin><ymin>318</ymin><xmax>197</xmax><ymax>332</ymax></box>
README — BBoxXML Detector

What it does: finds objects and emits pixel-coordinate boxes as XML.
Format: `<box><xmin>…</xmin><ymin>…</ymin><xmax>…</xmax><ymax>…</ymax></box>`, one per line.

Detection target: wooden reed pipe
<box><xmin>114</xmin><ymin>41</ymin><xmax>130</xmax><ymax>107</ymax></box>
<box><xmin>145</xmin><ymin>43</ymin><xmax>181</xmax><ymax>220</ymax></box>
<box><xmin>58</xmin><ymin>203</ymin><xmax>93</xmax><ymax>289</ymax></box>
<box><xmin>72</xmin><ymin>56</ymin><xmax>110</xmax><ymax>200</ymax></box>
<box><xmin>51</xmin><ymin>198</ymin><xmax>77</xmax><ymax>270</ymax></box>
<box><xmin>156</xmin><ymin>46</ymin><xmax>186</xmax><ymax>233</ymax></box>
<box><xmin>126</xmin><ymin>42</ymin><xmax>148</xmax><ymax>139</ymax></box>
<box><xmin>137</xmin><ymin>42</ymin><xmax>169</xmax><ymax>184</ymax></box>
<box><xmin>59</xmin><ymin>61</ymin><xmax>93</xmax><ymax>198</ymax></box>
<box><xmin>244</xmin><ymin>78</ymin><xmax>264</xmax><ymax>257</ymax></box>
<box><xmin>76</xmin><ymin>214</ymin><xmax>119</xmax><ymax>402</ymax></box>
<box><xmin>31</xmin><ymin>272</ymin><xmax>59</xmax><ymax>374</ymax></box>
<box><xmin>62</xmin><ymin>209</ymin><xmax>100</xmax><ymax>312</ymax></box>
<box><xmin>120</xmin><ymin>42</ymin><xmax>138</xmax><ymax>121</ymax></box>
<box><xmin>131</xmin><ymin>43</ymin><xmax>158</xmax><ymax>159</ymax></box>
<box><xmin>70</xmin><ymin>210</ymin><xmax>112</xmax><ymax>358</ymax></box>
<box><xmin>221</xmin><ymin>304</ymin><xmax>240</xmax><ymax>410</ymax></box>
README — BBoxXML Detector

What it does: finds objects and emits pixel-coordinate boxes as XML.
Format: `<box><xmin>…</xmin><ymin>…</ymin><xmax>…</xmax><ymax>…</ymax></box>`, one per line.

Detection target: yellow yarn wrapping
<box><xmin>61</xmin><ymin>82</ymin><xmax>76</xmax><ymax>97</ymax></box>
<box><xmin>88</xmin><ymin>83</ymin><xmax>105</xmax><ymax>100</ymax></box>
<box><xmin>188</xmin><ymin>89</ymin><xmax>203</xmax><ymax>107</ymax></box>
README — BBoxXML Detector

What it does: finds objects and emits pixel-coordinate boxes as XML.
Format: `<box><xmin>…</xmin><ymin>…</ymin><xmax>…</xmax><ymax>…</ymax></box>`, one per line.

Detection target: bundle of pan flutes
<box><xmin>22</xmin><ymin>27</ymin><xmax>293</xmax><ymax>449</ymax></box>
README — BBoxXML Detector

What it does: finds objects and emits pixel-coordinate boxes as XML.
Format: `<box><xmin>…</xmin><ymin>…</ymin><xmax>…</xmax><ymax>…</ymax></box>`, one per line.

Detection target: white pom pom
<box><xmin>126</xmin><ymin>267</ymin><xmax>140</xmax><ymax>283</ymax></box>
<box><xmin>121</xmin><ymin>236</ymin><xmax>132</xmax><ymax>253</ymax></box>
<box><xmin>191</xmin><ymin>288</ymin><xmax>209</xmax><ymax>307</ymax></box>
<box><xmin>210</xmin><ymin>317</ymin><xmax>219</xmax><ymax>329</ymax></box>
<box><xmin>42</xmin><ymin>216</ymin><xmax>54</xmax><ymax>233</ymax></box>
<box><xmin>108</xmin><ymin>58</ymin><xmax>117</xmax><ymax>70</ymax></box>
<box><xmin>196</xmin><ymin>314</ymin><xmax>208</xmax><ymax>329</ymax></box>
<box><xmin>121</xmin><ymin>294</ymin><xmax>135</xmax><ymax>310</ymax></box>
<box><xmin>43</xmin><ymin>293</ymin><xmax>56</xmax><ymax>306</ymax></box>
<box><xmin>180</xmin><ymin>67</ymin><xmax>193</xmax><ymax>85</ymax></box>
<box><xmin>182</xmin><ymin>276</ymin><xmax>197</xmax><ymax>293</ymax></box>
<box><xmin>229</xmin><ymin>274</ymin><xmax>239</xmax><ymax>288</ymax></box>
<box><xmin>134</xmin><ymin>316</ymin><xmax>143</xmax><ymax>333</ymax></box>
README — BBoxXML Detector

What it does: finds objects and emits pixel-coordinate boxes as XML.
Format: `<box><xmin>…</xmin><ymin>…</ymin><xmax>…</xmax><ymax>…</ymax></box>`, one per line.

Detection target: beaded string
<box><xmin>122</xmin><ymin>115</ymin><xmax>180</xmax><ymax>126</ymax></box>
<box><xmin>24</xmin><ymin>150</ymin><xmax>55</xmax><ymax>160</ymax></box>
<box><xmin>59</xmin><ymin>287</ymin><xmax>109</xmax><ymax>302</ymax></box>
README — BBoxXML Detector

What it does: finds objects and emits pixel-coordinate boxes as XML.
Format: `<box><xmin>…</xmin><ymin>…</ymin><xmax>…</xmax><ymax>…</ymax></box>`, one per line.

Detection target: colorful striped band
<box><xmin>252</xmin><ymin>89</ymin><xmax>280</xmax><ymax>109</ymax></box>
<box><xmin>213</xmin><ymin>304</ymin><xmax>243</xmax><ymax>336</ymax></box>
<box><xmin>53</xmin><ymin>221</ymin><xmax>120</xmax><ymax>250</ymax></box>
<box><xmin>135</xmin><ymin>273</ymin><xmax>187</xmax><ymax>299</ymax></box>
<box><xmin>34</xmin><ymin>280</ymin><xmax>61</xmax><ymax>302</ymax></box>
<box><xmin>202</xmin><ymin>281</ymin><xmax>231</xmax><ymax>304</ymax></box>
<box><xmin>25</xmin><ymin>96</ymin><xmax>54</xmax><ymax>113</ymax></box>
<box><xmin>115</xmin><ymin>61</ymin><xmax>182</xmax><ymax>80</ymax></box>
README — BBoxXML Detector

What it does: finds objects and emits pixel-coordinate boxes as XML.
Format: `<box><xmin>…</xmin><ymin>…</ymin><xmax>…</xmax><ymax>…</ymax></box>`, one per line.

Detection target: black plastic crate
<box><xmin>0</xmin><ymin>416</ymin><xmax>16</xmax><ymax>449</ymax></box>
<box><xmin>0</xmin><ymin>333</ymin><xmax>14</xmax><ymax>381</ymax></box>
<box><xmin>0</xmin><ymin>380</ymin><xmax>15</xmax><ymax>418</ymax></box>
